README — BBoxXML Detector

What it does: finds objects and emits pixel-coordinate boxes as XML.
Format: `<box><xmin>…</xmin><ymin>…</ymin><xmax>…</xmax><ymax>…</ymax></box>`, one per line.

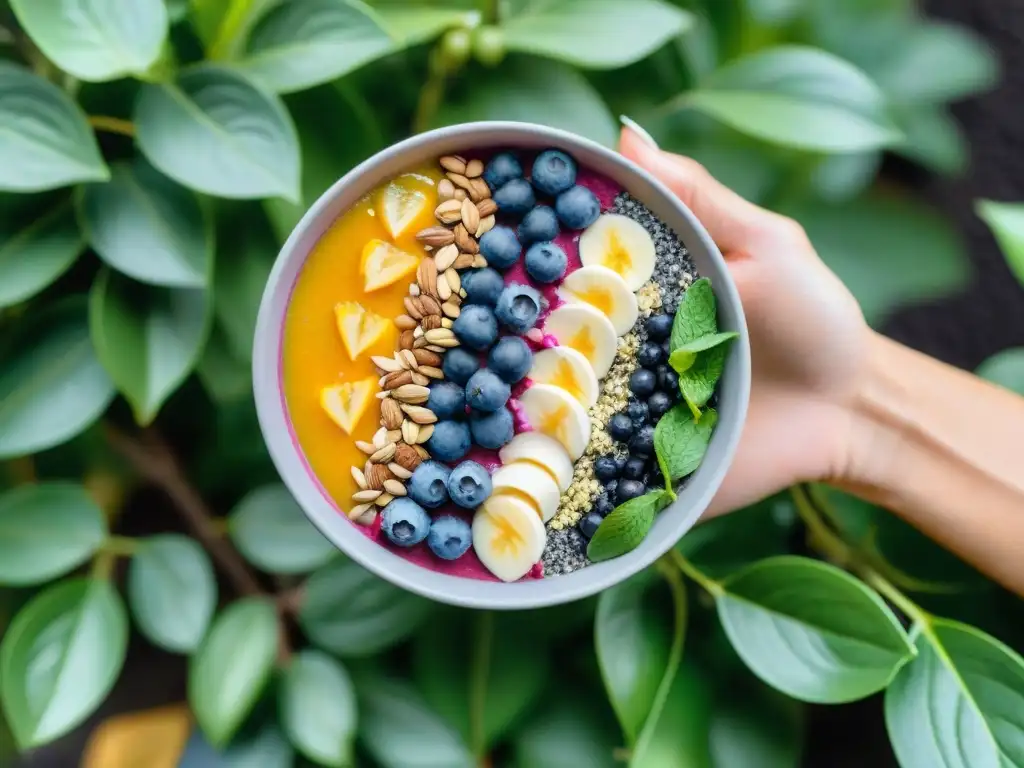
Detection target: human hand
<box><xmin>619</xmin><ymin>123</ymin><xmax>872</xmax><ymax>516</ymax></box>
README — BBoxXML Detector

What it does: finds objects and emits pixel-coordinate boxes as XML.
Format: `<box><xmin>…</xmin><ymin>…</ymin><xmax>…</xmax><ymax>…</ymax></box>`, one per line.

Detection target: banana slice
<box><xmin>542</xmin><ymin>303</ymin><xmax>617</xmax><ymax>379</ymax></box>
<box><xmin>498</xmin><ymin>432</ymin><xmax>574</xmax><ymax>493</ymax></box>
<box><xmin>320</xmin><ymin>377</ymin><xmax>376</xmax><ymax>435</ymax></box>
<box><xmin>334</xmin><ymin>301</ymin><xmax>392</xmax><ymax>360</ymax></box>
<box><xmin>559</xmin><ymin>265</ymin><xmax>638</xmax><ymax>335</ymax></box>
<box><xmin>473</xmin><ymin>494</ymin><xmax>547</xmax><ymax>583</ymax></box>
<box><xmin>491</xmin><ymin>462</ymin><xmax>562</xmax><ymax>522</ymax></box>
<box><xmin>378</xmin><ymin>180</ymin><xmax>428</xmax><ymax>239</ymax></box>
<box><xmin>529</xmin><ymin>346</ymin><xmax>599</xmax><ymax>408</ymax></box>
<box><xmin>578</xmin><ymin>213</ymin><xmax>655</xmax><ymax>291</ymax></box>
<box><xmin>361</xmin><ymin>239</ymin><xmax>418</xmax><ymax>293</ymax></box>
<box><xmin>516</xmin><ymin>383</ymin><xmax>591</xmax><ymax>461</ymax></box>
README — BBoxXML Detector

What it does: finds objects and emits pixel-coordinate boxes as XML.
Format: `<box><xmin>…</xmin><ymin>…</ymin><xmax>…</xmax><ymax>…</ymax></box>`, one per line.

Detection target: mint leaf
<box><xmin>654</xmin><ymin>405</ymin><xmax>718</xmax><ymax>482</ymax></box>
<box><xmin>670</xmin><ymin>277</ymin><xmax>717</xmax><ymax>350</ymax></box>
<box><xmin>669</xmin><ymin>331</ymin><xmax>739</xmax><ymax>373</ymax></box>
<box><xmin>587</xmin><ymin>491</ymin><xmax>673</xmax><ymax>563</ymax></box>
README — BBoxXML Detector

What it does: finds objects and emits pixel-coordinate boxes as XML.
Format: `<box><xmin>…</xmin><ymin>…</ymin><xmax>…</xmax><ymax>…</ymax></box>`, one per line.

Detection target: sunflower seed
<box><xmin>393</xmin><ymin>384</ymin><xmax>430</xmax><ymax>404</ymax></box>
<box><xmin>434</xmin><ymin>244</ymin><xmax>458</xmax><ymax>272</ymax></box>
<box><xmin>372</xmin><ymin>427</ymin><xmax>388</xmax><ymax>449</ymax></box>
<box><xmin>385</xmin><ymin>429</ymin><xmax>403</xmax><ymax>443</ymax></box>
<box><xmin>402</xmin><ymin>404</ymin><xmax>438</xmax><ymax>424</ymax></box>
<box><xmin>356</xmin><ymin>440</ymin><xmax>375</xmax><ymax>454</ymax></box>
<box><xmin>476</xmin><ymin>214</ymin><xmax>496</xmax><ymax>238</ymax></box>
<box><xmin>375</xmin><ymin>492</ymin><xmax>394</xmax><ymax>507</ymax></box>
<box><xmin>384</xmin><ymin>479</ymin><xmax>407</xmax><ymax>496</ymax></box>
<box><xmin>437</xmin><ymin>273</ymin><xmax>452</xmax><ymax>301</ymax></box>
<box><xmin>465</xmin><ymin>158</ymin><xmax>484</xmax><ymax>178</ymax></box>
<box><xmin>441</xmin><ymin>301</ymin><xmax>461</xmax><ymax>319</ymax></box>
<box><xmin>388</xmin><ymin>462</ymin><xmax>413</xmax><ymax>480</ymax></box>
<box><xmin>351</xmin><ymin>466</ymin><xmax>367</xmax><ymax>488</ymax></box>
<box><xmin>444</xmin><ymin>268</ymin><xmax>461</xmax><ymax>293</ymax></box>
<box><xmin>348</xmin><ymin>503</ymin><xmax>376</xmax><ymax>523</ymax></box>
<box><xmin>395</xmin><ymin>314</ymin><xmax>418</xmax><ymax>330</ymax></box>
<box><xmin>416</xmin><ymin>424</ymin><xmax>434</xmax><ymax>444</ymax></box>
<box><xmin>401</xmin><ymin>419</ymin><xmax>420</xmax><ymax>444</ymax></box>
<box><xmin>437</xmin><ymin>178</ymin><xmax>456</xmax><ymax>200</ymax></box>
<box><xmin>353</xmin><ymin>489</ymin><xmax>382</xmax><ymax>503</ymax></box>
<box><xmin>370</xmin><ymin>443</ymin><xmax>396</xmax><ymax>464</ymax></box>
<box><xmin>371</xmin><ymin>355</ymin><xmax>403</xmax><ymax>373</ymax></box>
<box><xmin>419</xmin><ymin>365</ymin><xmax>444</xmax><ymax>379</ymax></box>
<box><xmin>461</xmin><ymin>198</ymin><xmax>480</xmax><ymax>233</ymax></box>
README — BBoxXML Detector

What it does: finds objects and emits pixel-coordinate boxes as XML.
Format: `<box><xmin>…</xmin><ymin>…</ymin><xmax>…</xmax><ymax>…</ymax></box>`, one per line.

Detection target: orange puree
<box><xmin>282</xmin><ymin>166</ymin><xmax>443</xmax><ymax>512</ymax></box>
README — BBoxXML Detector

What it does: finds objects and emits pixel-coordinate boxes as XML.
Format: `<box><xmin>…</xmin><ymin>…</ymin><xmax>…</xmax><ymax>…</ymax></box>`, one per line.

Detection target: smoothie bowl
<box><xmin>253</xmin><ymin>122</ymin><xmax>749</xmax><ymax>609</ymax></box>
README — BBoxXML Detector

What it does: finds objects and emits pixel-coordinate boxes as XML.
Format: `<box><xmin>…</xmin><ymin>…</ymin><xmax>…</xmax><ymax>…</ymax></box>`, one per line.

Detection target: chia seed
<box><xmin>541</xmin><ymin>527</ymin><xmax>590</xmax><ymax>574</ymax></box>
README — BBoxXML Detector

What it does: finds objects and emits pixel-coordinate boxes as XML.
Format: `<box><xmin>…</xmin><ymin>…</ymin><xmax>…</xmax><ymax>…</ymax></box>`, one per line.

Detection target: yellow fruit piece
<box><xmin>320</xmin><ymin>377</ymin><xmax>376</xmax><ymax>435</ymax></box>
<box><xmin>334</xmin><ymin>301</ymin><xmax>392</xmax><ymax>360</ymax></box>
<box><xmin>379</xmin><ymin>180</ymin><xmax>429</xmax><ymax>239</ymax></box>
<box><xmin>361</xmin><ymin>239</ymin><xmax>418</xmax><ymax>293</ymax></box>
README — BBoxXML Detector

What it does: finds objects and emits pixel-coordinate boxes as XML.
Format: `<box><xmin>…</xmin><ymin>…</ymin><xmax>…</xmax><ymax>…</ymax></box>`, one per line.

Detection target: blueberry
<box><xmin>629</xmin><ymin>425</ymin><xmax>655</xmax><ymax>458</ymax></box>
<box><xmin>426</xmin><ymin>420</ymin><xmax>472</xmax><ymax>463</ymax></box>
<box><xmin>661</xmin><ymin>339</ymin><xmax>672</xmax><ymax>358</ymax></box>
<box><xmin>517</xmin><ymin>205</ymin><xmax>560</xmax><ymax>245</ymax></box>
<box><xmin>629</xmin><ymin>369</ymin><xmax>657</xmax><ymax>398</ymax></box>
<box><xmin>462</xmin><ymin>268</ymin><xmax>505</xmax><ymax>306</ymax></box>
<box><xmin>579</xmin><ymin>512</ymin><xmax>603</xmax><ymax>539</ymax></box>
<box><xmin>427</xmin><ymin>515</ymin><xmax>472</xmax><ymax>560</ymax></box>
<box><xmin>617</xmin><ymin>479</ymin><xmax>646</xmax><ymax>504</ymax></box>
<box><xmin>555</xmin><ymin>185</ymin><xmax>600</xmax><ymax>230</ymax></box>
<box><xmin>493</xmin><ymin>178</ymin><xmax>536</xmax><ymax>217</ymax></box>
<box><xmin>447</xmin><ymin>460</ymin><xmax>492</xmax><ymax>508</ymax></box>
<box><xmin>407</xmin><ymin>460</ymin><xmax>451</xmax><ymax>508</ymax></box>
<box><xmin>524</xmin><ymin>241</ymin><xmax>568</xmax><ymax>283</ymax></box>
<box><xmin>648</xmin><ymin>391</ymin><xmax>673</xmax><ymax>420</ymax></box>
<box><xmin>442</xmin><ymin>347</ymin><xmax>480</xmax><ymax>386</ymax></box>
<box><xmin>427</xmin><ymin>381</ymin><xmax>465</xmax><ymax>420</ymax></box>
<box><xmin>603</xmin><ymin>478</ymin><xmax>618</xmax><ymax>496</ymax></box>
<box><xmin>495</xmin><ymin>283</ymin><xmax>541</xmax><ymax>334</ymax></box>
<box><xmin>531</xmin><ymin>149</ymin><xmax>577</xmax><ymax>196</ymax></box>
<box><xmin>626</xmin><ymin>400</ymin><xmax>648</xmax><ymax>425</ymax></box>
<box><xmin>478</xmin><ymin>226</ymin><xmax>522</xmax><ymax>270</ymax></box>
<box><xmin>638</xmin><ymin>342</ymin><xmax>663</xmax><ymax>368</ymax></box>
<box><xmin>483</xmin><ymin>151</ymin><xmax>522</xmax><ymax>191</ymax></box>
<box><xmin>465</xmin><ymin>368</ymin><xmax>510</xmax><ymax>412</ymax></box>
<box><xmin>470</xmin><ymin>407</ymin><xmax>514</xmax><ymax>449</ymax></box>
<box><xmin>607</xmin><ymin>413</ymin><xmax>634</xmax><ymax>442</ymax></box>
<box><xmin>381</xmin><ymin>498</ymin><xmax>431</xmax><ymax>547</ymax></box>
<box><xmin>453</xmin><ymin>304</ymin><xmax>498</xmax><ymax>351</ymax></box>
<box><xmin>646</xmin><ymin>313</ymin><xmax>673</xmax><ymax>341</ymax></box>
<box><xmin>488</xmin><ymin>336</ymin><xmax>533</xmax><ymax>383</ymax></box>
<box><xmin>658</xmin><ymin>367</ymin><xmax>679</xmax><ymax>394</ymax></box>
<box><xmin>622</xmin><ymin>457</ymin><xmax>646</xmax><ymax>481</ymax></box>
<box><xmin>594</xmin><ymin>494</ymin><xmax>615</xmax><ymax>517</ymax></box>
<box><xmin>593</xmin><ymin>455</ymin><xmax>620</xmax><ymax>481</ymax></box>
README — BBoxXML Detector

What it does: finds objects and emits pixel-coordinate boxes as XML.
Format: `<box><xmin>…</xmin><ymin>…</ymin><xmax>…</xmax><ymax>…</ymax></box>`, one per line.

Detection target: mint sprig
<box><xmin>654</xmin><ymin>405</ymin><xmax>718</xmax><ymax>483</ymax></box>
<box><xmin>668</xmin><ymin>278</ymin><xmax>736</xmax><ymax>419</ymax></box>
<box><xmin>587</xmin><ymin>490</ymin><xmax>674</xmax><ymax>563</ymax></box>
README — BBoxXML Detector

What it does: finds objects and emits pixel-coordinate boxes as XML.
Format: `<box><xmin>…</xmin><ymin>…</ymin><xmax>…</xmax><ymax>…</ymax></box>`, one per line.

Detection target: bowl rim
<box><xmin>253</xmin><ymin>120</ymin><xmax>750</xmax><ymax>610</ymax></box>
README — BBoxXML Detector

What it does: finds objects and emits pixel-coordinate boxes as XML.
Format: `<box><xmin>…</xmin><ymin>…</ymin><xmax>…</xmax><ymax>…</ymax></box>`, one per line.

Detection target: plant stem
<box><xmin>790</xmin><ymin>484</ymin><xmax>853</xmax><ymax>566</ymax></box>
<box><xmin>413</xmin><ymin>66</ymin><xmax>446</xmax><ymax>135</ymax></box>
<box><xmin>670</xmin><ymin>549</ymin><xmax>723</xmax><ymax>597</ymax></box>
<box><xmin>102</xmin><ymin>535</ymin><xmax>139</xmax><ymax>557</ymax></box>
<box><xmin>91</xmin><ymin>550</ymin><xmax>117</xmax><ymax>580</ymax></box>
<box><xmin>481</xmin><ymin>0</ymin><xmax>500</xmax><ymax>24</ymax></box>
<box><xmin>89</xmin><ymin>116</ymin><xmax>135</xmax><ymax>137</ymax></box>
<box><xmin>865</xmin><ymin>569</ymin><xmax>932</xmax><ymax>629</ymax></box>
<box><xmin>469</xmin><ymin>610</ymin><xmax>494</xmax><ymax>758</ymax></box>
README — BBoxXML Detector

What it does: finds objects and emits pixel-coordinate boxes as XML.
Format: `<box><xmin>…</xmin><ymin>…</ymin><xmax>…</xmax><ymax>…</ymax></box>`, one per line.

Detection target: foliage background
<box><xmin>1</xmin><ymin>0</ymin><xmax>1024</xmax><ymax>766</ymax></box>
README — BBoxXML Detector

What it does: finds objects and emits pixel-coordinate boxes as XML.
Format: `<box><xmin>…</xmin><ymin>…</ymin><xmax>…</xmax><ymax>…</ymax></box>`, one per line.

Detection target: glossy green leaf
<box><xmin>502</xmin><ymin>0</ymin><xmax>693</xmax><ymax>70</ymax></box>
<box><xmin>977</xmin><ymin>200</ymin><xmax>1024</xmax><ymax>290</ymax></box>
<box><xmin>228</xmin><ymin>484</ymin><xmax>335</xmax><ymax>574</ymax></box>
<box><xmin>0</xmin><ymin>482</ymin><xmax>106</xmax><ymax>586</ymax></box>
<box><xmin>89</xmin><ymin>269</ymin><xmax>212</xmax><ymax>425</ymax></box>
<box><xmin>189</xmin><ymin>0</ymin><xmax>279</xmax><ymax>59</ymax></box>
<box><xmin>0</xmin><ymin>196</ymin><xmax>83</xmax><ymax>308</ymax></box>
<box><xmin>629</xmin><ymin>662</ymin><xmax>712</xmax><ymax>768</ymax></box>
<box><xmin>78</xmin><ymin>159</ymin><xmax>211</xmax><ymax>288</ymax></box>
<box><xmin>374</xmin><ymin>3</ymin><xmax>477</xmax><ymax>46</ymax></box>
<box><xmin>0</xmin><ymin>62</ymin><xmax>109</xmax><ymax>192</ymax></box>
<box><xmin>716</xmin><ymin>556</ymin><xmax>915</xmax><ymax>703</ymax></box>
<box><xmin>588</xmin><ymin>490</ymin><xmax>672</xmax><ymax>563</ymax></box>
<box><xmin>885</xmin><ymin>620</ymin><xmax>1024</xmax><ymax>768</ymax></box>
<box><xmin>11</xmin><ymin>0</ymin><xmax>168</xmax><ymax>81</ymax></box>
<box><xmin>678</xmin><ymin>46</ymin><xmax>901</xmax><ymax>152</ymax></box>
<box><xmin>809</xmin><ymin>151</ymin><xmax>881</xmax><ymax>203</ymax></box>
<box><xmin>280</xmin><ymin>650</ymin><xmax>357</xmax><ymax>767</ymax></box>
<box><xmin>744</xmin><ymin>0</ymin><xmax>804</xmax><ymax>25</ymax></box>
<box><xmin>654</xmin><ymin>404</ymin><xmax>717</xmax><ymax>482</ymax></box>
<box><xmin>298</xmin><ymin>558</ymin><xmax>434</xmax><ymax>657</ymax></box>
<box><xmin>134</xmin><ymin>65</ymin><xmax>301</xmax><ymax>202</ymax></box>
<box><xmin>890</xmin><ymin>104</ymin><xmax>968</xmax><ymax>176</ymax></box>
<box><xmin>976</xmin><ymin>348</ymin><xmax>1024</xmax><ymax>396</ymax></box>
<box><xmin>0</xmin><ymin>579</ymin><xmax>128</xmax><ymax>750</ymax></box>
<box><xmin>0</xmin><ymin>299</ymin><xmax>115</xmax><ymax>459</ymax></box>
<box><xmin>127</xmin><ymin>534</ymin><xmax>217</xmax><ymax>653</ymax></box>
<box><xmin>189</xmin><ymin>597</ymin><xmax>278</xmax><ymax>748</ymax></box>
<box><xmin>512</xmin><ymin>690</ymin><xmax>620</xmax><ymax>768</ymax></box>
<box><xmin>670</xmin><ymin>277</ymin><xmax>717</xmax><ymax>349</ymax></box>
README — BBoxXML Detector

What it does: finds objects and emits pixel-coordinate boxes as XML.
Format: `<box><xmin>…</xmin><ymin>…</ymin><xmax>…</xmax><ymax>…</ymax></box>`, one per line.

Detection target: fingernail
<box><xmin>619</xmin><ymin>116</ymin><xmax>658</xmax><ymax>149</ymax></box>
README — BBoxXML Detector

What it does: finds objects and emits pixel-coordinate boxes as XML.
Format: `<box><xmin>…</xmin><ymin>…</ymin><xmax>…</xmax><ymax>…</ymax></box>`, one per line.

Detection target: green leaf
<box><xmin>717</xmin><ymin>556</ymin><xmax>915</xmax><ymax>703</ymax></box>
<box><xmin>976</xmin><ymin>348</ymin><xmax>1024</xmax><ymax>396</ymax></box>
<box><xmin>11</xmin><ymin>0</ymin><xmax>168</xmax><ymax>81</ymax></box>
<box><xmin>744</xmin><ymin>0</ymin><xmax>805</xmax><ymax>25</ymax></box>
<box><xmin>127</xmin><ymin>534</ymin><xmax>217</xmax><ymax>653</ymax></box>
<box><xmin>890</xmin><ymin>104</ymin><xmax>968</xmax><ymax>176</ymax></box>
<box><xmin>197</xmin><ymin>324</ymin><xmax>253</xmax><ymax>403</ymax></box>
<box><xmin>167</xmin><ymin>0</ymin><xmax>189</xmax><ymax>23</ymax></box>
<box><xmin>89</xmin><ymin>269</ymin><xmax>212</xmax><ymax>425</ymax></box>
<box><xmin>0</xmin><ymin>299</ymin><xmax>115</xmax><ymax>459</ymax></box>
<box><xmin>228</xmin><ymin>484</ymin><xmax>335</xmax><ymax>574</ymax></box>
<box><xmin>654</xmin><ymin>405</ymin><xmax>718</xmax><ymax>482</ymax></box>
<box><xmin>679</xmin><ymin>351</ymin><xmax>727</xmax><ymax>416</ymax></box>
<box><xmin>78</xmin><ymin>159</ymin><xmax>211</xmax><ymax>288</ymax></box>
<box><xmin>809</xmin><ymin>151</ymin><xmax>881</xmax><ymax>203</ymax></box>
<box><xmin>178</xmin><ymin>720</ymin><xmax>294</xmax><ymax>767</ymax></box>
<box><xmin>189</xmin><ymin>597</ymin><xmax>278</xmax><ymax>748</ymax></box>
<box><xmin>678</xmin><ymin>46</ymin><xmax>901</xmax><ymax>152</ymax></box>
<box><xmin>188</xmin><ymin>0</ymin><xmax>279</xmax><ymax>58</ymax></box>
<box><xmin>134</xmin><ymin>65</ymin><xmax>301</xmax><ymax>202</ymax></box>
<box><xmin>977</xmin><ymin>200</ymin><xmax>1024</xmax><ymax>290</ymax></box>
<box><xmin>0</xmin><ymin>482</ymin><xmax>106</xmax><ymax>586</ymax></box>
<box><xmin>0</xmin><ymin>579</ymin><xmax>127</xmax><ymax>750</ymax></box>
<box><xmin>885</xmin><ymin>620</ymin><xmax>1024</xmax><ymax>768</ymax></box>
<box><xmin>374</xmin><ymin>3</ymin><xmax>477</xmax><ymax>47</ymax></box>
<box><xmin>668</xmin><ymin>331</ymin><xmax>738</xmax><ymax>373</ymax></box>
<box><xmin>588</xmin><ymin>491</ymin><xmax>672</xmax><ymax>563</ymax></box>
<box><xmin>629</xmin><ymin>662</ymin><xmax>712</xmax><ymax>768</ymax></box>
<box><xmin>434</xmin><ymin>55</ymin><xmax>618</xmax><ymax>148</ymax></box>
<box><xmin>280</xmin><ymin>650</ymin><xmax>357</xmax><ymax>767</ymax></box>
<box><xmin>512</xmin><ymin>689</ymin><xmax>620</xmax><ymax>768</ymax></box>
<box><xmin>709</xmin><ymin>674</ymin><xmax>804</xmax><ymax>768</ymax></box>
<box><xmin>501</xmin><ymin>0</ymin><xmax>693</xmax><ymax>70</ymax></box>
<box><xmin>669</xmin><ymin>277</ymin><xmax>717</xmax><ymax>350</ymax></box>
<box><xmin>298</xmin><ymin>558</ymin><xmax>434</xmax><ymax>657</ymax></box>
<box><xmin>0</xmin><ymin>196</ymin><xmax>83</xmax><ymax>309</ymax></box>
<box><xmin>0</xmin><ymin>62</ymin><xmax>109</xmax><ymax>192</ymax></box>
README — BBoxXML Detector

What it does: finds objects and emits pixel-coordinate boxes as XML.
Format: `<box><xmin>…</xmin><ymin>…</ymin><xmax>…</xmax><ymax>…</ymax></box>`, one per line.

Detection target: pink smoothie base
<box><xmin>279</xmin><ymin>150</ymin><xmax>623</xmax><ymax>582</ymax></box>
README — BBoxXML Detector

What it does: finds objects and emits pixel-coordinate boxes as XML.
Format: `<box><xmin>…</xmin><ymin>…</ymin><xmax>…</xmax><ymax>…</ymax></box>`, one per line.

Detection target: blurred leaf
<box><xmin>977</xmin><ymin>200</ymin><xmax>1024</xmax><ymax>289</ymax></box>
<box><xmin>629</xmin><ymin>662</ymin><xmax>712</xmax><ymax>768</ymax></box>
<box><xmin>298</xmin><ymin>557</ymin><xmax>434</xmax><ymax>657</ymax></box>
<box><xmin>0</xmin><ymin>62</ymin><xmax>109</xmax><ymax>192</ymax></box>
<box><xmin>716</xmin><ymin>556</ymin><xmax>915</xmax><ymax>703</ymax></box>
<box><xmin>502</xmin><ymin>0</ymin><xmax>693</xmax><ymax>70</ymax></box>
<box><xmin>744</xmin><ymin>0</ymin><xmax>804</xmax><ymax>25</ymax></box>
<box><xmin>189</xmin><ymin>597</ymin><xmax>279</xmax><ymax>748</ymax></box>
<box><xmin>128</xmin><ymin>534</ymin><xmax>218</xmax><ymax>653</ymax></box>
<box><xmin>976</xmin><ymin>348</ymin><xmax>1024</xmax><ymax>396</ymax></box>
<box><xmin>197</xmin><ymin>324</ymin><xmax>252</xmax><ymax>403</ymax></box>
<box><xmin>89</xmin><ymin>269</ymin><xmax>212</xmax><ymax>425</ymax></box>
<box><xmin>676</xmin><ymin>46</ymin><xmax>901</xmax><ymax>152</ymax></box>
<box><xmin>179</xmin><ymin>719</ymin><xmax>294</xmax><ymax>767</ymax></box>
<box><xmin>512</xmin><ymin>689</ymin><xmax>619</xmax><ymax>768</ymax></box>
<box><xmin>434</xmin><ymin>56</ymin><xmax>618</xmax><ymax>147</ymax></box>
<box><xmin>0</xmin><ymin>482</ymin><xmax>106</xmax><ymax>586</ymax></box>
<box><xmin>228</xmin><ymin>484</ymin><xmax>335</xmax><ymax>574</ymax></box>
<box><xmin>885</xmin><ymin>620</ymin><xmax>1024</xmax><ymax>768</ymax></box>
<box><xmin>167</xmin><ymin>0</ymin><xmax>189</xmax><ymax>23</ymax></box>
<box><xmin>373</xmin><ymin>3</ymin><xmax>477</xmax><ymax>46</ymax></box>
<box><xmin>81</xmin><ymin>703</ymin><xmax>192</xmax><ymax>768</ymax></box>
<box><xmin>0</xmin><ymin>195</ymin><xmax>83</xmax><ymax>308</ymax></box>
<box><xmin>809</xmin><ymin>151</ymin><xmax>881</xmax><ymax>202</ymax></box>
<box><xmin>190</xmin><ymin>0</ymin><xmax>279</xmax><ymax>59</ymax></box>
<box><xmin>0</xmin><ymin>298</ymin><xmax>115</xmax><ymax>459</ymax></box>
<box><xmin>135</xmin><ymin>65</ymin><xmax>301</xmax><ymax>202</ymax></box>
<box><xmin>279</xmin><ymin>650</ymin><xmax>356</xmax><ymax>767</ymax></box>
<box><xmin>890</xmin><ymin>104</ymin><xmax>968</xmax><ymax>176</ymax></box>
<box><xmin>0</xmin><ymin>579</ymin><xmax>128</xmax><ymax>750</ymax></box>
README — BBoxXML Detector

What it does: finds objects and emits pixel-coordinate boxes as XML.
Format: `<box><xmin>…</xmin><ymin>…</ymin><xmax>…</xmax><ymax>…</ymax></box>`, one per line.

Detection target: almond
<box><xmin>461</xmin><ymin>198</ymin><xmax>480</xmax><ymax>233</ymax></box>
<box><xmin>395</xmin><ymin>314</ymin><xmax>418</xmax><ymax>330</ymax></box>
<box><xmin>417</xmin><ymin>258</ymin><xmax>438</xmax><ymax>297</ymax></box>
<box><xmin>401</xmin><ymin>419</ymin><xmax>420</xmax><ymax>444</ymax></box>
<box><xmin>476</xmin><ymin>214</ymin><xmax>496</xmax><ymax>238</ymax></box>
<box><xmin>441</xmin><ymin>318</ymin><xmax>454</xmax><ymax>329</ymax></box>
<box><xmin>384</xmin><ymin>479</ymin><xmax>407</xmax><ymax>496</ymax></box>
<box><xmin>348</xmin><ymin>503</ymin><xmax>376</xmax><ymax>524</ymax></box>
<box><xmin>476</xmin><ymin>198</ymin><xmax>497</xmax><ymax>217</ymax></box>
<box><xmin>393</xmin><ymin>384</ymin><xmax>430</xmax><ymax>404</ymax></box>
<box><xmin>353</xmin><ymin>489</ymin><xmax>382</xmax><ymax>503</ymax></box>
<box><xmin>356</xmin><ymin>440</ymin><xmax>376</xmax><ymax>455</ymax></box>
<box><xmin>413</xmin><ymin>336</ymin><xmax>429</xmax><ymax>349</ymax></box>
<box><xmin>351</xmin><ymin>466</ymin><xmax>367</xmax><ymax>489</ymax></box>
<box><xmin>414</xmin><ymin>445</ymin><xmax>430</xmax><ymax>459</ymax></box>
<box><xmin>454</xmin><ymin>224</ymin><xmax>479</xmax><ymax>254</ymax></box>
<box><xmin>411</xmin><ymin>372</ymin><xmax>429</xmax><ymax>386</ymax></box>
<box><xmin>399</xmin><ymin>349</ymin><xmax>418</xmax><ymax>370</ymax></box>
<box><xmin>370</xmin><ymin>443</ymin><xmax>396</xmax><ymax>464</ymax></box>
<box><xmin>454</xmin><ymin>188</ymin><xmax>467</xmax><ymax>201</ymax></box>
<box><xmin>473</xmin><ymin>255</ymin><xmax>488</xmax><ymax>269</ymax></box>
<box><xmin>465</xmin><ymin>158</ymin><xmax>484</xmax><ymax>178</ymax></box>
<box><xmin>416</xmin><ymin>226</ymin><xmax>456</xmax><ymax>248</ymax></box>
<box><xmin>448</xmin><ymin>172</ymin><xmax>473</xmax><ymax>192</ymax></box>
<box><xmin>468</xmin><ymin>178</ymin><xmax>490</xmax><ymax>202</ymax></box>
<box><xmin>421</xmin><ymin>314</ymin><xmax>442</xmax><ymax>331</ymax></box>
<box><xmin>371</xmin><ymin>355</ymin><xmax>402</xmax><ymax>373</ymax></box>
<box><xmin>443</xmin><ymin>268</ymin><xmax>460</xmax><ymax>293</ymax></box>
<box><xmin>412</xmin><ymin>349</ymin><xmax>442</xmax><ymax>366</ymax></box>
<box><xmin>403</xmin><ymin>296</ymin><xmax>423</xmax><ymax>320</ymax></box>
<box><xmin>416</xmin><ymin>423</ymin><xmax>434</xmax><ymax>444</ymax></box>
<box><xmin>434</xmin><ymin>199</ymin><xmax>463</xmax><ymax>225</ymax></box>
<box><xmin>419</xmin><ymin>295</ymin><xmax>441</xmax><ymax>317</ymax></box>
<box><xmin>434</xmin><ymin>244</ymin><xmax>458</xmax><ymax>272</ymax></box>
<box><xmin>453</xmin><ymin>253</ymin><xmax>476</xmax><ymax>270</ymax></box>
<box><xmin>402</xmin><ymin>404</ymin><xmax>438</xmax><ymax>424</ymax></box>
<box><xmin>419</xmin><ymin>365</ymin><xmax>443</xmax><ymax>379</ymax></box>
<box><xmin>395</xmin><ymin>443</ymin><xmax>421</xmax><ymax>471</ymax></box>
<box><xmin>399</xmin><ymin>329</ymin><xmax>415</xmax><ymax>349</ymax></box>
<box><xmin>380</xmin><ymin>398</ymin><xmax>403</xmax><ymax>429</ymax></box>
<box><xmin>382</xmin><ymin>369</ymin><xmax>413</xmax><ymax>390</ymax></box>
<box><xmin>388</xmin><ymin>462</ymin><xmax>413</xmax><ymax>480</ymax></box>
<box><xmin>385</xmin><ymin>429</ymin><xmax>403</xmax><ymax>443</ymax></box>
<box><xmin>440</xmin><ymin>155</ymin><xmax>467</xmax><ymax>174</ymax></box>
<box><xmin>375</xmin><ymin>492</ymin><xmax>394</xmax><ymax>507</ymax></box>
<box><xmin>441</xmin><ymin>301</ymin><xmax>461</xmax><ymax>319</ymax></box>
<box><xmin>364</xmin><ymin>462</ymin><xmax>393</xmax><ymax>490</ymax></box>
<box><xmin>436</xmin><ymin>273</ymin><xmax>452</xmax><ymax>301</ymax></box>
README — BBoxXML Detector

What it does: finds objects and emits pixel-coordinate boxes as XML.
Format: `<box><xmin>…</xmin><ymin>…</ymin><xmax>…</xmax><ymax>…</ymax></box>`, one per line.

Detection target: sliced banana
<box><xmin>559</xmin><ymin>265</ymin><xmax>638</xmax><ymax>335</ymax></box>
<box><xmin>542</xmin><ymin>303</ymin><xmax>618</xmax><ymax>379</ymax></box>
<box><xmin>491</xmin><ymin>462</ymin><xmax>562</xmax><ymax>522</ymax></box>
<box><xmin>516</xmin><ymin>383</ymin><xmax>591</xmax><ymax>461</ymax></box>
<box><xmin>578</xmin><ymin>213</ymin><xmax>655</xmax><ymax>291</ymax></box>
<box><xmin>498</xmin><ymin>432</ymin><xmax>574</xmax><ymax>493</ymax></box>
<box><xmin>473</xmin><ymin>494</ymin><xmax>546</xmax><ymax>582</ymax></box>
<box><xmin>529</xmin><ymin>346</ymin><xmax>599</xmax><ymax>409</ymax></box>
